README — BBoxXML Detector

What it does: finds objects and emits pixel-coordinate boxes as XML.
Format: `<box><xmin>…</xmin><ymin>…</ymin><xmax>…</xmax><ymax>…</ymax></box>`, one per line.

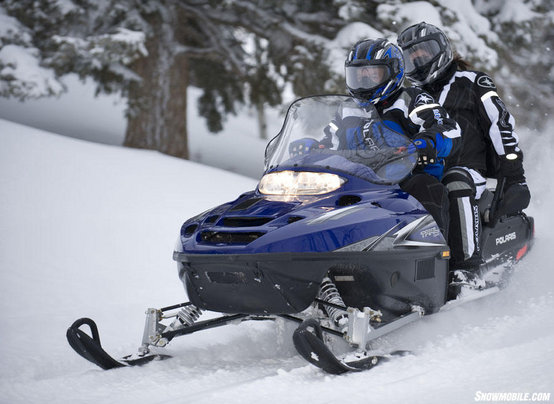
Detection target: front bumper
<box><xmin>174</xmin><ymin>247</ymin><xmax>449</xmax><ymax>316</ymax></box>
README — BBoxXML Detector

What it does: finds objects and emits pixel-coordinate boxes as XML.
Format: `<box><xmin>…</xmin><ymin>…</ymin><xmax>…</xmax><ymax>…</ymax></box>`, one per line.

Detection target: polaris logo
<box><xmin>477</xmin><ymin>75</ymin><xmax>495</xmax><ymax>88</ymax></box>
<box><xmin>415</xmin><ymin>93</ymin><xmax>433</xmax><ymax>105</ymax></box>
<box><xmin>496</xmin><ymin>232</ymin><xmax>516</xmax><ymax>245</ymax></box>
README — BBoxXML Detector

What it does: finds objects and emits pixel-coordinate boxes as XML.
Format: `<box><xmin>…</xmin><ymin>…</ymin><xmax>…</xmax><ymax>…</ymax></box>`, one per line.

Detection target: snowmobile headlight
<box><xmin>258</xmin><ymin>171</ymin><xmax>346</xmax><ymax>195</ymax></box>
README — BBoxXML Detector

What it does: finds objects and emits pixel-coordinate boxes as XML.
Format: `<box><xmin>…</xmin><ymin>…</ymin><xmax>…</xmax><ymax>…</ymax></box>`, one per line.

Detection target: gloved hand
<box><xmin>289</xmin><ymin>137</ymin><xmax>325</xmax><ymax>157</ymax></box>
<box><xmin>412</xmin><ymin>133</ymin><xmax>437</xmax><ymax>166</ymax></box>
<box><xmin>495</xmin><ymin>181</ymin><xmax>531</xmax><ymax>219</ymax></box>
<box><xmin>499</xmin><ymin>152</ymin><xmax>525</xmax><ymax>184</ymax></box>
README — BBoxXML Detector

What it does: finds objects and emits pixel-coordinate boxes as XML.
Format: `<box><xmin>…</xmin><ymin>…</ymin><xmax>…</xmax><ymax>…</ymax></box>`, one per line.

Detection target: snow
<box><xmin>378</xmin><ymin>0</ymin><xmax>499</xmax><ymax>67</ymax></box>
<box><xmin>438</xmin><ymin>0</ymin><xmax>499</xmax><ymax>66</ymax></box>
<box><xmin>53</xmin><ymin>0</ymin><xmax>79</xmax><ymax>16</ymax></box>
<box><xmin>0</xmin><ymin>8</ymin><xmax>30</xmax><ymax>42</ymax></box>
<box><xmin>99</xmin><ymin>27</ymin><xmax>148</xmax><ymax>60</ymax></box>
<box><xmin>494</xmin><ymin>0</ymin><xmax>542</xmax><ymax>24</ymax></box>
<box><xmin>378</xmin><ymin>1</ymin><xmax>443</xmax><ymax>29</ymax></box>
<box><xmin>0</xmin><ymin>74</ymin><xmax>126</xmax><ymax>145</ymax></box>
<box><xmin>0</xmin><ymin>44</ymin><xmax>65</xmax><ymax>99</ymax></box>
<box><xmin>0</xmin><ymin>77</ymin><xmax>270</xmax><ymax>178</ymax></box>
<box><xmin>326</xmin><ymin>22</ymin><xmax>384</xmax><ymax>75</ymax></box>
<box><xmin>1</xmin><ymin>113</ymin><xmax>553</xmax><ymax>403</ymax></box>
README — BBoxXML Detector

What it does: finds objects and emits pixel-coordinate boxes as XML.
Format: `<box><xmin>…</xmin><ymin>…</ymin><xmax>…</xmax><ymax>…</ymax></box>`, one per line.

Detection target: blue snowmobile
<box><xmin>67</xmin><ymin>95</ymin><xmax>534</xmax><ymax>374</ymax></box>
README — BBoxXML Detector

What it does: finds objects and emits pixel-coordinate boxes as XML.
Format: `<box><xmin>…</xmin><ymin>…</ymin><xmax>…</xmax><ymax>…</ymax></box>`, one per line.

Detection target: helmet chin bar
<box><xmin>348</xmin><ymin>79</ymin><xmax>398</xmax><ymax>105</ymax></box>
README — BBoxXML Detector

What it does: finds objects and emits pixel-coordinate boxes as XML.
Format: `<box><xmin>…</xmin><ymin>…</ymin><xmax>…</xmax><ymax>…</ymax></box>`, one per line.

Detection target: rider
<box><xmin>397</xmin><ymin>22</ymin><xmax>531</xmax><ymax>279</ymax></box>
<box><xmin>325</xmin><ymin>38</ymin><xmax>462</xmax><ymax>237</ymax></box>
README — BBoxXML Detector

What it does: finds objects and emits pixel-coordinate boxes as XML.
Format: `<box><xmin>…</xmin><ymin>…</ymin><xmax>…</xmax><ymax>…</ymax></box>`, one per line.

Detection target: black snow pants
<box><xmin>400</xmin><ymin>173</ymin><xmax>450</xmax><ymax>240</ymax></box>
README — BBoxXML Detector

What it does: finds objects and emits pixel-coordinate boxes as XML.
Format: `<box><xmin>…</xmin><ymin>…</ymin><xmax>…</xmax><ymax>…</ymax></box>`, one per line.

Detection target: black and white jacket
<box><xmin>423</xmin><ymin>64</ymin><xmax>524</xmax><ymax>179</ymax></box>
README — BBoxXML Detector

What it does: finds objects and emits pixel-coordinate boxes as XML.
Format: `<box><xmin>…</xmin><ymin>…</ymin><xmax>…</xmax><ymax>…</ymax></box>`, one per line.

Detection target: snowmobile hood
<box><xmin>177</xmin><ymin>176</ymin><xmax>439</xmax><ymax>255</ymax></box>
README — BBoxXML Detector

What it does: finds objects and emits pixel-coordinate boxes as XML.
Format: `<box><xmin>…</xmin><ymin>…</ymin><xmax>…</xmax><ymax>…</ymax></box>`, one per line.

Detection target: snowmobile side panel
<box><xmin>481</xmin><ymin>213</ymin><xmax>534</xmax><ymax>268</ymax></box>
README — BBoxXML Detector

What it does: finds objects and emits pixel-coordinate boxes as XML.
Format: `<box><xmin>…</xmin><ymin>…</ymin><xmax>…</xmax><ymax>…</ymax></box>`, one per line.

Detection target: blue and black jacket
<box><xmin>323</xmin><ymin>88</ymin><xmax>461</xmax><ymax>179</ymax></box>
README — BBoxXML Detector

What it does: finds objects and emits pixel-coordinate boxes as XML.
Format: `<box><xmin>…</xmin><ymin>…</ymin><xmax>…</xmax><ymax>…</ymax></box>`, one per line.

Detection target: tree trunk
<box><xmin>124</xmin><ymin>10</ymin><xmax>189</xmax><ymax>159</ymax></box>
<box><xmin>256</xmin><ymin>100</ymin><xmax>267</xmax><ymax>140</ymax></box>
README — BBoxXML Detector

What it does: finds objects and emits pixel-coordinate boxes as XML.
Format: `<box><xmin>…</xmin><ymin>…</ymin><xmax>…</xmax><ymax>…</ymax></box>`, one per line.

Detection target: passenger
<box><xmin>397</xmin><ymin>22</ymin><xmax>531</xmax><ymax>279</ymax></box>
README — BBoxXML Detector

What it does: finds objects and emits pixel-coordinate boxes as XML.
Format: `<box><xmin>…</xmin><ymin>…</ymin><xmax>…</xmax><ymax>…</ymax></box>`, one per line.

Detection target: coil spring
<box><xmin>317</xmin><ymin>277</ymin><xmax>348</xmax><ymax>328</ymax></box>
<box><xmin>176</xmin><ymin>304</ymin><xmax>202</xmax><ymax>326</ymax></box>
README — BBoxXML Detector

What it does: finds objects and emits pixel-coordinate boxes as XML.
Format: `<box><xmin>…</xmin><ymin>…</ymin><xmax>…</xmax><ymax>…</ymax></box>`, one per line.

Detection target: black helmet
<box><xmin>345</xmin><ymin>38</ymin><xmax>405</xmax><ymax>105</ymax></box>
<box><xmin>397</xmin><ymin>22</ymin><xmax>453</xmax><ymax>86</ymax></box>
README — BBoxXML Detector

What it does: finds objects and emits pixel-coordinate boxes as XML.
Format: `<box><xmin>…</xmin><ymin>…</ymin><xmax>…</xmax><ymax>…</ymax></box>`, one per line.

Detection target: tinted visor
<box><xmin>402</xmin><ymin>40</ymin><xmax>441</xmax><ymax>74</ymax></box>
<box><xmin>345</xmin><ymin>64</ymin><xmax>392</xmax><ymax>90</ymax></box>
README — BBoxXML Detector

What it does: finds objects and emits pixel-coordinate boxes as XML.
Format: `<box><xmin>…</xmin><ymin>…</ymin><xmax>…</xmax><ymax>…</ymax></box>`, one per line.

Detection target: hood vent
<box><xmin>200</xmin><ymin>231</ymin><xmax>265</xmax><ymax>245</ymax></box>
<box><xmin>221</xmin><ymin>216</ymin><xmax>273</xmax><ymax>227</ymax></box>
<box><xmin>336</xmin><ymin>195</ymin><xmax>361</xmax><ymax>206</ymax></box>
<box><xmin>229</xmin><ymin>197</ymin><xmax>262</xmax><ymax>212</ymax></box>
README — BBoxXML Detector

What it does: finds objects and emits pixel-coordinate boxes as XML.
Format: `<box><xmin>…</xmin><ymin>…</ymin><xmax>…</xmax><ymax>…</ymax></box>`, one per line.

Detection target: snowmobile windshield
<box><xmin>263</xmin><ymin>95</ymin><xmax>417</xmax><ymax>186</ymax></box>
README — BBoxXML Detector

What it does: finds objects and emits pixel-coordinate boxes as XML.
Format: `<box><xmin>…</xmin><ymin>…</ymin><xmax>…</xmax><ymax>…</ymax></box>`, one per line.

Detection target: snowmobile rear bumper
<box><xmin>174</xmin><ymin>248</ymin><xmax>449</xmax><ymax>316</ymax></box>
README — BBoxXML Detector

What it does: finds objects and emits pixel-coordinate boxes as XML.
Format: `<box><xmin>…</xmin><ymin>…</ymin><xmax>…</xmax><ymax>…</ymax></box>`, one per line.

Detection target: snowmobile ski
<box><xmin>292</xmin><ymin>318</ymin><xmax>410</xmax><ymax>374</ymax></box>
<box><xmin>66</xmin><ymin>318</ymin><xmax>171</xmax><ymax>370</ymax></box>
<box><xmin>293</xmin><ymin>318</ymin><xmax>380</xmax><ymax>374</ymax></box>
<box><xmin>66</xmin><ymin>309</ymin><xmax>255</xmax><ymax>370</ymax></box>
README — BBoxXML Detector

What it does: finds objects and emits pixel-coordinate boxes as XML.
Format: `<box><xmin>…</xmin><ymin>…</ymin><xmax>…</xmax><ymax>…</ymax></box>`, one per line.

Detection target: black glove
<box><xmin>413</xmin><ymin>133</ymin><xmax>437</xmax><ymax>166</ymax></box>
<box><xmin>495</xmin><ymin>182</ymin><xmax>530</xmax><ymax>219</ymax></box>
<box><xmin>499</xmin><ymin>152</ymin><xmax>525</xmax><ymax>185</ymax></box>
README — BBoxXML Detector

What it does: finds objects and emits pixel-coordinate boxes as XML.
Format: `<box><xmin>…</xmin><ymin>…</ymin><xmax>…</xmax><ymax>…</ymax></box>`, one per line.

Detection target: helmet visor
<box><xmin>402</xmin><ymin>39</ymin><xmax>441</xmax><ymax>74</ymax></box>
<box><xmin>345</xmin><ymin>64</ymin><xmax>392</xmax><ymax>91</ymax></box>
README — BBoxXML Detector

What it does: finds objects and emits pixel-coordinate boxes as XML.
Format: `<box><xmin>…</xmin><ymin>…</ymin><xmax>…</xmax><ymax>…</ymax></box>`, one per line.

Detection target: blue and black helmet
<box><xmin>345</xmin><ymin>38</ymin><xmax>405</xmax><ymax>105</ymax></box>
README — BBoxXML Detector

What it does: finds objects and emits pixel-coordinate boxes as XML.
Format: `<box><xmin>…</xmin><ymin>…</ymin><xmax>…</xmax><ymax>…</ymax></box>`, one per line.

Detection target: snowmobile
<box><xmin>67</xmin><ymin>95</ymin><xmax>534</xmax><ymax>374</ymax></box>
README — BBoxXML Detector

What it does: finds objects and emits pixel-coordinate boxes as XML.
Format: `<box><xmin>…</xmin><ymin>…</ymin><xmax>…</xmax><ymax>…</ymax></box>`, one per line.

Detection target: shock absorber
<box><xmin>165</xmin><ymin>304</ymin><xmax>202</xmax><ymax>332</ymax></box>
<box><xmin>175</xmin><ymin>305</ymin><xmax>202</xmax><ymax>326</ymax></box>
<box><xmin>141</xmin><ymin>304</ymin><xmax>203</xmax><ymax>354</ymax></box>
<box><xmin>317</xmin><ymin>277</ymin><xmax>349</xmax><ymax>331</ymax></box>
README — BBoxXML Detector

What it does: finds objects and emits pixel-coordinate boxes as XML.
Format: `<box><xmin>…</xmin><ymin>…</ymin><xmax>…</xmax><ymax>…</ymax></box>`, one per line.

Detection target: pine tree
<box><xmin>0</xmin><ymin>0</ymin><xmax>349</xmax><ymax>158</ymax></box>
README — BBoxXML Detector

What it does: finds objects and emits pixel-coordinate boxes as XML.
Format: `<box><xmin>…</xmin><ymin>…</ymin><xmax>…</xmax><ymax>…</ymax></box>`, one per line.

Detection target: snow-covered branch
<box><xmin>0</xmin><ymin>44</ymin><xmax>64</xmax><ymax>99</ymax></box>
